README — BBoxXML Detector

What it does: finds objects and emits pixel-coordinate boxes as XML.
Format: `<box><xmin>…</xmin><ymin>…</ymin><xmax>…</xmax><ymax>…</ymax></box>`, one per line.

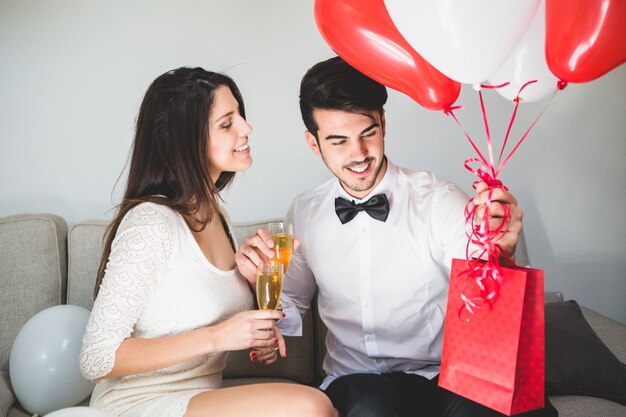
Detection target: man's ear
<box><xmin>305</xmin><ymin>130</ymin><xmax>321</xmax><ymax>157</ymax></box>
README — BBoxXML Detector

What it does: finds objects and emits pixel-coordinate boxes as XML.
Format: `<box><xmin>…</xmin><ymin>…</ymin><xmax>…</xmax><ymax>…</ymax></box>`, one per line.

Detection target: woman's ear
<box><xmin>305</xmin><ymin>130</ymin><xmax>321</xmax><ymax>157</ymax></box>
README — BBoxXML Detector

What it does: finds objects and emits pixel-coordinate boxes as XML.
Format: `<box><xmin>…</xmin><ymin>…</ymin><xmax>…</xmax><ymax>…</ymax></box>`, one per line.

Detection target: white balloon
<box><xmin>9</xmin><ymin>305</ymin><xmax>95</xmax><ymax>415</ymax></box>
<box><xmin>384</xmin><ymin>0</ymin><xmax>540</xmax><ymax>84</ymax></box>
<box><xmin>488</xmin><ymin>0</ymin><xmax>559</xmax><ymax>102</ymax></box>
<box><xmin>46</xmin><ymin>407</ymin><xmax>115</xmax><ymax>417</ymax></box>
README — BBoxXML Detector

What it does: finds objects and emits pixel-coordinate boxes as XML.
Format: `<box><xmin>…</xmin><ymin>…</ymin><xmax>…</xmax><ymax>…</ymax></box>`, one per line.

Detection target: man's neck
<box><xmin>341</xmin><ymin>157</ymin><xmax>388</xmax><ymax>200</ymax></box>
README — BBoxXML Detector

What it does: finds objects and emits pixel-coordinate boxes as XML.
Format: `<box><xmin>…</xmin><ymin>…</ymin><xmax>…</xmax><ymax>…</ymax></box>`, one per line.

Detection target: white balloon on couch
<box><xmin>46</xmin><ymin>406</ymin><xmax>115</xmax><ymax>417</ymax></box>
<box><xmin>9</xmin><ymin>305</ymin><xmax>95</xmax><ymax>415</ymax></box>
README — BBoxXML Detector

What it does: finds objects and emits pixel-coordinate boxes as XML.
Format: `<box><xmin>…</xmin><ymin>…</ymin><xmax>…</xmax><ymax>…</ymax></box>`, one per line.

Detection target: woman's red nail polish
<box><xmin>282</xmin><ymin>312</ymin><xmax>286</xmax><ymax>318</ymax></box>
<box><xmin>251</xmin><ymin>356</ymin><xmax>257</xmax><ymax>361</ymax></box>
<box><xmin>250</xmin><ymin>352</ymin><xmax>257</xmax><ymax>357</ymax></box>
<box><xmin>274</xmin><ymin>338</ymin><xmax>279</xmax><ymax>343</ymax></box>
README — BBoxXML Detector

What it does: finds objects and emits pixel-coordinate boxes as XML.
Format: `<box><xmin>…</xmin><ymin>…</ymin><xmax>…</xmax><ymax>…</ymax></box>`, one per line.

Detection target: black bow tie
<box><xmin>334</xmin><ymin>194</ymin><xmax>390</xmax><ymax>224</ymax></box>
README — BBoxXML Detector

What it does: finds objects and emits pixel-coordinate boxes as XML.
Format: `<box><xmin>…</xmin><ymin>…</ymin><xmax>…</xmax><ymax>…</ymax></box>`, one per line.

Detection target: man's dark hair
<box><xmin>299</xmin><ymin>56</ymin><xmax>388</xmax><ymax>139</ymax></box>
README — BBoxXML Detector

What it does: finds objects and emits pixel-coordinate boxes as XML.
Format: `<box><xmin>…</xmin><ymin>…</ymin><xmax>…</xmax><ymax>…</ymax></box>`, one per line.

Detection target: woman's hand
<box><xmin>473</xmin><ymin>181</ymin><xmax>524</xmax><ymax>261</ymax></box>
<box><xmin>235</xmin><ymin>227</ymin><xmax>300</xmax><ymax>286</ymax></box>
<box><xmin>209</xmin><ymin>309</ymin><xmax>284</xmax><ymax>352</ymax></box>
<box><xmin>250</xmin><ymin>327</ymin><xmax>287</xmax><ymax>365</ymax></box>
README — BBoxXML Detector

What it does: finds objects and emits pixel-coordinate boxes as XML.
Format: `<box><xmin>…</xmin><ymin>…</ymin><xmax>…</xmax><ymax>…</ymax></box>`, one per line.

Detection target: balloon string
<box><xmin>498</xmin><ymin>80</ymin><xmax>536</xmax><ymax>166</ymax></box>
<box><xmin>499</xmin><ymin>98</ymin><xmax>520</xmax><ymax>167</ymax></box>
<box><xmin>444</xmin><ymin>81</ymin><xmax>557</xmax><ymax>317</ymax></box>
<box><xmin>444</xmin><ymin>106</ymin><xmax>490</xmax><ymax>169</ymax></box>
<box><xmin>497</xmin><ymin>86</ymin><xmax>560</xmax><ymax>176</ymax></box>
<box><xmin>478</xmin><ymin>90</ymin><xmax>496</xmax><ymax>177</ymax></box>
<box><xmin>448</xmin><ymin>82</ymin><xmax>560</xmax><ymax>177</ymax></box>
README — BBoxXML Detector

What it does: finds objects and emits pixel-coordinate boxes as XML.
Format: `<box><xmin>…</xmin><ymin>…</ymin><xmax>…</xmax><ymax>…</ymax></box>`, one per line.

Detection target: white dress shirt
<box><xmin>279</xmin><ymin>160</ymin><xmax>471</xmax><ymax>389</ymax></box>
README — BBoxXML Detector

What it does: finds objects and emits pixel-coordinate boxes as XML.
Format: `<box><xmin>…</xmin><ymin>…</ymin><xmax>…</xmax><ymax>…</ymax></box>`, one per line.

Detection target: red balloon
<box><xmin>314</xmin><ymin>0</ymin><xmax>460</xmax><ymax>111</ymax></box>
<box><xmin>546</xmin><ymin>0</ymin><xmax>626</xmax><ymax>83</ymax></box>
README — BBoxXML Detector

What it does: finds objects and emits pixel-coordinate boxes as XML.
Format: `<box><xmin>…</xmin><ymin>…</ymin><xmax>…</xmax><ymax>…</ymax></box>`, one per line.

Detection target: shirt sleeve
<box><xmin>433</xmin><ymin>182</ymin><xmax>474</xmax><ymax>272</ymax></box>
<box><xmin>277</xmin><ymin>201</ymin><xmax>318</xmax><ymax>337</ymax></box>
<box><xmin>79</xmin><ymin>204</ymin><xmax>173</xmax><ymax>381</ymax></box>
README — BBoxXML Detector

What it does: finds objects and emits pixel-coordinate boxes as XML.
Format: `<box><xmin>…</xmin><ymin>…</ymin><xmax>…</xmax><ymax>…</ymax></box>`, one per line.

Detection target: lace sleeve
<box><xmin>79</xmin><ymin>204</ymin><xmax>173</xmax><ymax>380</ymax></box>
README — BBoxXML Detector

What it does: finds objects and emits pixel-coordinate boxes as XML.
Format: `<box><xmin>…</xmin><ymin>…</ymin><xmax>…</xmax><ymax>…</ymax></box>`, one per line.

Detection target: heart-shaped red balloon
<box><xmin>314</xmin><ymin>0</ymin><xmax>460</xmax><ymax>111</ymax></box>
<box><xmin>546</xmin><ymin>0</ymin><xmax>626</xmax><ymax>83</ymax></box>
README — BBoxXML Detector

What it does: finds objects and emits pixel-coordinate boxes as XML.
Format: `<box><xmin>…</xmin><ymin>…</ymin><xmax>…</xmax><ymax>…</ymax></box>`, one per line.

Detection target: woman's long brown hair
<box><xmin>94</xmin><ymin>67</ymin><xmax>246</xmax><ymax>298</ymax></box>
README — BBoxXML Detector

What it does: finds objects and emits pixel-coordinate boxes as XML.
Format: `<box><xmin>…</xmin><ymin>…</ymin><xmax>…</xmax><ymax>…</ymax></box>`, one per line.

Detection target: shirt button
<box><xmin>365</xmin><ymin>335</ymin><xmax>375</xmax><ymax>342</ymax></box>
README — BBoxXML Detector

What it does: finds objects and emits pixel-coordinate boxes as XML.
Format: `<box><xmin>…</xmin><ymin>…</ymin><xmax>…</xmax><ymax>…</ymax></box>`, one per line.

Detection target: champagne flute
<box><xmin>255</xmin><ymin>260</ymin><xmax>284</xmax><ymax>352</ymax></box>
<box><xmin>267</xmin><ymin>221</ymin><xmax>293</xmax><ymax>272</ymax></box>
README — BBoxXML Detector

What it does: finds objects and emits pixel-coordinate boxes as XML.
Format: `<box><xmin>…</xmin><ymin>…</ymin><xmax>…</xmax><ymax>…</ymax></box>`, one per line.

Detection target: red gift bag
<box><xmin>438</xmin><ymin>258</ymin><xmax>545</xmax><ymax>416</ymax></box>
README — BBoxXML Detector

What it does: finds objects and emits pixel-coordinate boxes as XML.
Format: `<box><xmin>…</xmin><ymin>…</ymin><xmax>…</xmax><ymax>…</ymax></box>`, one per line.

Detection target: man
<box><xmin>236</xmin><ymin>56</ymin><xmax>556</xmax><ymax>417</ymax></box>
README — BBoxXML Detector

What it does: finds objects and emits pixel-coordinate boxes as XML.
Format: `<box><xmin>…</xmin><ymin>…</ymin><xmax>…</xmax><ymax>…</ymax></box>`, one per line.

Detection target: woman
<box><xmin>80</xmin><ymin>67</ymin><xmax>337</xmax><ymax>417</ymax></box>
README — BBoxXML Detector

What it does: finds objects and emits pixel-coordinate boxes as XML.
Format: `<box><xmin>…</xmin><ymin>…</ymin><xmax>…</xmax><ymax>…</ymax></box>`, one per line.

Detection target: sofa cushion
<box><xmin>549</xmin><ymin>395</ymin><xmax>626</xmax><ymax>417</ymax></box>
<box><xmin>545</xmin><ymin>300</ymin><xmax>626</xmax><ymax>405</ymax></box>
<box><xmin>223</xmin><ymin>310</ymin><xmax>315</xmax><ymax>384</ymax></box>
<box><xmin>0</xmin><ymin>371</ymin><xmax>15</xmax><ymax>417</ymax></box>
<box><xmin>221</xmin><ymin>377</ymin><xmax>297</xmax><ymax>387</ymax></box>
<box><xmin>580</xmin><ymin>305</ymin><xmax>626</xmax><ymax>364</ymax></box>
<box><xmin>230</xmin><ymin>219</ymin><xmax>282</xmax><ymax>249</ymax></box>
<box><xmin>0</xmin><ymin>214</ymin><xmax>67</xmax><ymax>372</ymax></box>
<box><xmin>67</xmin><ymin>220</ymin><xmax>109</xmax><ymax>310</ymax></box>
<box><xmin>543</xmin><ymin>291</ymin><xmax>564</xmax><ymax>304</ymax></box>
<box><xmin>7</xmin><ymin>403</ymin><xmax>30</xmax><ymax>417</ymax></box>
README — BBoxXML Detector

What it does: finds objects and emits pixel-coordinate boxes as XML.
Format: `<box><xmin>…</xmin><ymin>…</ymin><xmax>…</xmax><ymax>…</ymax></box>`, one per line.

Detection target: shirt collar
<box><xmin>335</xmin><ymin>158</ymin><xmax>398</xmax><ymax>203</ymax></box>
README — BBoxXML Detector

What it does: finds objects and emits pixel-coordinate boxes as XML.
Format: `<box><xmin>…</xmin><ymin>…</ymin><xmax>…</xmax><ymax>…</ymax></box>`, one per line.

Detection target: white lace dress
<box><xmin>80</xmin><ymin>202</ymin><xmax>253</xmax><ymax>417</ymax></box>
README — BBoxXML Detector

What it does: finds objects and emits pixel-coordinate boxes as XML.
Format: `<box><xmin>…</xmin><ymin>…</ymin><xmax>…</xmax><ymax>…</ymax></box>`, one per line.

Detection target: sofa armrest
<box><xmin>0</xmin><ymin>371</ymin><xmax>15</xmax><ymax>417</ymax></box>
<box><xmin>0</xmin><ymin>213</ymin><xmax>68</xmax><ymax>372</ymax></box>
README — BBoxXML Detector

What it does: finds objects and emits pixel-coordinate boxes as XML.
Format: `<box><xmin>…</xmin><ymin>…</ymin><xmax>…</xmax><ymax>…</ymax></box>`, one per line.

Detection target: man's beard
<box><xmin>321</xmin><ymin>154</ymin><xmax>385</xmax><ymax>195</ymax></box>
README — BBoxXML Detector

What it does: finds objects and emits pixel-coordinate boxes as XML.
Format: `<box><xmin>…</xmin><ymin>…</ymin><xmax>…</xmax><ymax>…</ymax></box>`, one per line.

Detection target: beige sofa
<box><xmin>1</xmin><ymin>213</ymin><xmax>625</xmax><ymax>417</ymax></box>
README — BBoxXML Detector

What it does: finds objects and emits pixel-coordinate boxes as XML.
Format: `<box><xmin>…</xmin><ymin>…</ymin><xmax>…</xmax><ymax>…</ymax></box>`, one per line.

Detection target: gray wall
<box><xmin>1</xmin><ymin>1</ymin><xmax>625</xmax><ymax>323</ymax></box>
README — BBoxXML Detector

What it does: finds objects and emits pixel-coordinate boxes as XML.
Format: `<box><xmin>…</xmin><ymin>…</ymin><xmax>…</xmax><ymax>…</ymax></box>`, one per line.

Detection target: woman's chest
<box><xmin>135</xmin><ymin>252</ymin><xmax>253</xmax><ymax>337</ymax></box>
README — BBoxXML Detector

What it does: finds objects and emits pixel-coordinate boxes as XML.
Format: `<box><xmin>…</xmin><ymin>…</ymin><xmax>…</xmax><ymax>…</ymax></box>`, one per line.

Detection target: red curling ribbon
<box><xmin>455</xmin><ymin>259</ymin><xmax>503</xmax><ymax>318</ymax></box>
<box><xmin>443</xmin><ymin>104</ymin><xmax>464</xmax><ymax>116</ymax></box>
<box><xmin>446</xmin><ymin>80</ymin><xmax>558</xmax><ymax>318</ymax></box>
<box><xmin>481</xmin><ymin>81</ymin><xmax>511</xmax><ymax>90</ymax></box>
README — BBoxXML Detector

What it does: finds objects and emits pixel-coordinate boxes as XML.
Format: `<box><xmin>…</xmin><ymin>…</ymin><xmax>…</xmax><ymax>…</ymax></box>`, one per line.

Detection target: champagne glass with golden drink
<box><xmin>267</xmin><ymin>222</ymin><xmax>293</xmax><ymax>272</ymax></box>
<box><xmin>255</xmin><ymin>261</ymin><xmax>284</xmax><ymax>352</ymax></box>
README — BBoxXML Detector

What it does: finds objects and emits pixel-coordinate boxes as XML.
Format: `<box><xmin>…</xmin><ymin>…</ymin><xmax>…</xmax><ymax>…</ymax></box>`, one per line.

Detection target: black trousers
<box><xmin>324</xmin><ymin>373</ymin><xmax>558</xmax><ymax>417</ymax></box>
